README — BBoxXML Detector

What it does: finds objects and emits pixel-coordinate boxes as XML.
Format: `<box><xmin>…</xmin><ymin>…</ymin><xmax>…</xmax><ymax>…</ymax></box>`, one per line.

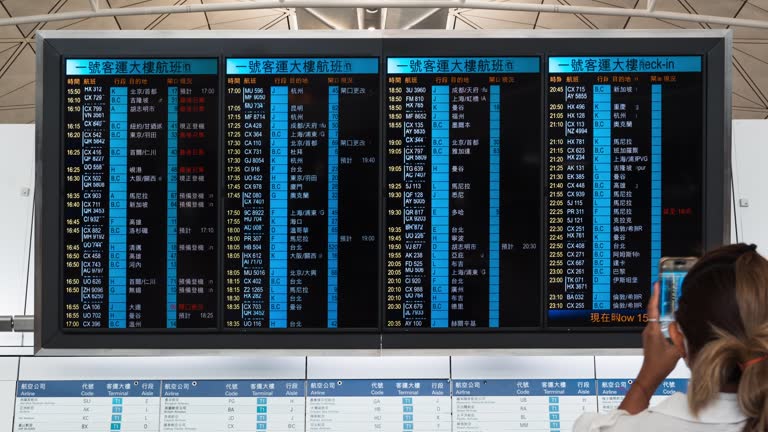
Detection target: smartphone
<box><xmin>658</xmin><ymin>257</ymin><xmax>697</xmax><ymax>337</ymax></box>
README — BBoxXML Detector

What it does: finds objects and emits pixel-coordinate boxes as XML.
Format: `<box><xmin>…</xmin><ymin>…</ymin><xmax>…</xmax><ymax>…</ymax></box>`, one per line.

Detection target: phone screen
<box><xmin>658</xmin><ymin>263</ymin><xmax>692</xmax><ymax>338</ymax></box>
<box><xmin>660</xmin><ymin>271</ymin><xmax>687</xmax><ymax>321</ymax></box>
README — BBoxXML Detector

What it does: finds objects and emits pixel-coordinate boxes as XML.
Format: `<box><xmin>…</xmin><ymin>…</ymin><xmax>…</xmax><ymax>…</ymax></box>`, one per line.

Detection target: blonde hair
<box><xmin>682</xmin><ymin>246</ymin><xmax>768</xmax><ymax>431</ymax></box>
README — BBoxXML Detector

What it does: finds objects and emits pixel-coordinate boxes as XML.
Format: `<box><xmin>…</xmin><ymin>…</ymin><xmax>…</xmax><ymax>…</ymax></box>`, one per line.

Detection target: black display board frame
<box><xmin>35</xmin><ymin>30</ymin><xmax>731</xmax><ymax>353</ymax></box>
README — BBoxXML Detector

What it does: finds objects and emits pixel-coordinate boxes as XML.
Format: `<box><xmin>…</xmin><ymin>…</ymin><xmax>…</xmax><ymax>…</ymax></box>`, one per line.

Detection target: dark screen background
<box><xmin>384</xmin><ymin>68</ymin><xmax>542</xmax><ymax>329</ymax></box>
<box><xmin>546</xmin><ymin>69</ymin><xmax>703</xmax><ymax>327</ymax></box>
<box><xmin>62</xmin><ymin>66</ymin><xmax>219</xmax><ymax>330</ymax></box>
<box><xmin>223</xmin><ymin>72</ymin><xmax>380</xmax><ymax>330</ymax></box>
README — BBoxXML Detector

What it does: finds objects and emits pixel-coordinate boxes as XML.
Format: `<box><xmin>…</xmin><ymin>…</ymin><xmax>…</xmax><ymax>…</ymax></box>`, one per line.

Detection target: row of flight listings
<box><xmin>62</xmin><ymin>54</ymin><xmax>704</xmax><ymax>332</ymax></box>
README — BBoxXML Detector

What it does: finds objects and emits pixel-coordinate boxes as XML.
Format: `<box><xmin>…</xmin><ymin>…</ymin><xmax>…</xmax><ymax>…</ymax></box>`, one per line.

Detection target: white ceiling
<box><xmin>0</xmin><ymin>0</ymin><xmax>766</xmax><ymax>122</ymax></box>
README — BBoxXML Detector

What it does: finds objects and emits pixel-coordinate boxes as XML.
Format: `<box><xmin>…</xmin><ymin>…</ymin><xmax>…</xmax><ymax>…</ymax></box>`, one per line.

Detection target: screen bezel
<box><xmin>36</xmin><ymin>30</ymin><xmax>731</xmax><ymax>353</ymax></box>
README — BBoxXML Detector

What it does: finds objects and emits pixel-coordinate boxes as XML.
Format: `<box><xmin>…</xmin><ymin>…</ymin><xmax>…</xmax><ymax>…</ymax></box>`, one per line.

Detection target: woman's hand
<box><xmin>619</xmin><ymin>282</ymin><xmax>684</xmax><ymax>414</ymax></box>
<box><xmin>637</xmin><ymin>282</ymin><xmax>685</xmax><ymax>387</ymax></box>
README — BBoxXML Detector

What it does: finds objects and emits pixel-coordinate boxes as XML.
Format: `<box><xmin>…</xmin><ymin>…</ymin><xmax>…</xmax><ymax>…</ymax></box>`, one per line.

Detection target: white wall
<box><xmin>0</xmin><ymin>125</ymin><xmax>34</xmax><ymax>351</ymax></box>
<box><xmin>732</xmin><ymin>120</ymin><xmax>768</xmax><ymax>255</ymax></box>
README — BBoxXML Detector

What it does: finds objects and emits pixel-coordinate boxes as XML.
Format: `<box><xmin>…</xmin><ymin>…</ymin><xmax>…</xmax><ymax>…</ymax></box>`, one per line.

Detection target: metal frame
<box><xmin>36</xmin><ymin>30</ymin><xmax>731</xmax><ymax>355</ymax></box>
<box><xmin>0</xmin><ymin>2</ymin><xmax>766</xmax><ymax>30</ymax></box>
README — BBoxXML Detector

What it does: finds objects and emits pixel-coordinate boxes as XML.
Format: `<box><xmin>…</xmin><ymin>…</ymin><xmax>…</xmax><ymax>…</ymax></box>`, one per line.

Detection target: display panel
<box><xmin>546</xmin><ymin>56</ymin><xmax>703</xmax><ymax>327</ymax></box>
<box><xmin>597</xmin><ymin>378</ymin><xmax>688</xmax><ymax>412</ymax></box>
<box><xmin>15</xmin><ymin>380</ymin><xmax>162</xmax><ymax>431</ymax></box>
<box><xmin>384</xmin><ymin>57</ymin><xmax>542</xmax><ymax>330</ymax></box>
<box><xmin>38</xmin><ymin>32</ymin><xmax>730</xmax><ymax>351</ymax></box>
<box><xmin>161</xmin><ymin>380</ymin><xmax>304</xmax><ymax>431</ymax></box>
<box><xmin>452</xmin><ymin>379</ymin><xmax>597</xmax><ymax>431</ymax></box>
<box><xmin>223</xmin><ymin>58</ymin><xmax>380</xmax><ymax>329</ymax></box>
<box><xmin>306</xmin><ymin>379</ymin><xmax>451</xmax><ymax>431</ymax></box>
<box><xmin>62</xmin><ymin>58</ymin><xmax>219</xmax><ymax>330</ymax></box>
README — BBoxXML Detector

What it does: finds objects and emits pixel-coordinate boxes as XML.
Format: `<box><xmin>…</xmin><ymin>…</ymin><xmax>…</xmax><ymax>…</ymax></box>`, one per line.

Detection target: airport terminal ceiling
<box><xmin>0</xmin><ymin>0</ymin><xmax>766</xmax><ymax>123</ymax></box>
<box><xmin>0</xmin><ymin>5</ymin><xmax>757</xmax><ymax>431</ymax></box>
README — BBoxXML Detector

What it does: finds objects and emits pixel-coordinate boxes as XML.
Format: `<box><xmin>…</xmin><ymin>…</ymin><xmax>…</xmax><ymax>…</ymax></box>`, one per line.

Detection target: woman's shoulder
<box><xmin>573</xmin><ymin>393</ymin><xmax>748</xmax><ymax>432</ymax></box>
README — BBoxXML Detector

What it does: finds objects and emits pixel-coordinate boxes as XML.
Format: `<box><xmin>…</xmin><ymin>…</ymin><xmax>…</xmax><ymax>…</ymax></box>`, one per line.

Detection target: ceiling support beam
<box><xmin>1</xmin><ymin>1</ymin><xmax>768</xmax><ymax>30</ymax></box>
<box><xmin>89</xmin><ymin>0</ymin><xmax>99</xmax><ymax>11</ymax></box>
<box><xmin>303</xmin><ymin>7</ymin><xmax>343</xmax><ymax>30</ymax></box>
<box><xmin>446</xmin><ymin>8</ymin><xmax>457</xmax><ymax>29</ymax></box>
<box><xmin>647</xmin><ymin>0</ymin><xmax>656</xmax><ymax>12</ymax></box>
<box><xmin>288</xmin><ymin>8</ymin><xmax>298</xmax><ymax>29</ymax></box>
<box><xmin>380</xmin><ymin>8</ymin><xmax>388</xmax><ymax>29</ymax></box>
<box><xmin>401</xmin><ymin>8</ymin><xmax>441</xmax><ymax>30</ymax></box>
<box><xmin>356</xmin><ymin>8</ymin><xmax>364</xmax><ymax>29</ymax></box>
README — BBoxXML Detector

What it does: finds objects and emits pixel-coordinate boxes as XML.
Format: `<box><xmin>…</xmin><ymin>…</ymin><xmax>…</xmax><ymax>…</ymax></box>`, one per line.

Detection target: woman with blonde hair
<box><xmin>574</xmin><ymin>243</ymin><xmax>768</xmax><ymax>431</ymax></box>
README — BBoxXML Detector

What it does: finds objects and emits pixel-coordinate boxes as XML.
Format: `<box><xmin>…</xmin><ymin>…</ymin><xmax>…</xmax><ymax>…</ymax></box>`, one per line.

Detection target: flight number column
<box><xmin>565</xmin><ymin>83</ymin><xmax>591</xmax><ymax>315</ymax></box>
<box><xmin>402</xmin><ymin>81</ymin><xmax>430</xmax><ymax>328</ymax></box>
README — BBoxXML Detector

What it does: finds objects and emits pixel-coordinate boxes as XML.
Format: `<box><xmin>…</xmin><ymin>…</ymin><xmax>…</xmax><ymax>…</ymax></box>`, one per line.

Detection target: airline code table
<box><xmin>11</xmin><ymin>376</ymin><xmax>690</xmax><ymax>431</ymax></box>
<box><xmin>62</xmin><ymin>58</ymin><xmax>219</xmax><ymax>330</ymax></box>
<box><xmin>307</xmin><ymin>379</ymin><xmax>451</xmax><ymax>432</ymax></box>
<box><xmin>223</xmin><ymin>58</ymin><xmax>380</xmax><ymax>330</ymax></box>
<box><xmin>14</xmin><ymin>380</ymin><xmax>161</xmax><ymax>431</ymax></box>
<box><xmin>160</xmin><ymin>380</ymin><xmax>304</xmax><ymax>432</ymax></box>
<box><xmin>384</xmin><ymin>57</ymin><xmax>542</xmax><ymax>330</ymax></box>
<box><xmin>452</xmin><ymin>379</ymin><xmax>597</xmax><ymax>432</ymax></box>
<box><xmin>596</xmin><ymin>378</ymin><xmax>689</xmax><ymax>412</ymax></box>
<box><xmin>545</xmin><ymin>56</ymin><xmax>704</xmax><ymax>327</ymax></box>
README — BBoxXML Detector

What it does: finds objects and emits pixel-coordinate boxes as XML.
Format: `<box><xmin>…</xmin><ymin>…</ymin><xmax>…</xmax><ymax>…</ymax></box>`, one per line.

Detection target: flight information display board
<box><xmin>62</xmin><ymin>58</ymin><xmax>219</xmax><ymax>330</ymax></box>
<box><xmin>545</xmin><ymin>56</ymin><xmax>704</xmax><ymax>327</ymax></box>
<box><xmin>39</xmin><ymin>33</ymin><xmax>729</xmax><ymax>350</ymax></box>
<box><xmin>384</xmin><ymin>57</ymin><xmax>542</xmax><ymax>329</ymax></box>
<box><xmin>223</xmin><ymin>58</ymin><xmax>380</xmax><ymax>330</ymax></box>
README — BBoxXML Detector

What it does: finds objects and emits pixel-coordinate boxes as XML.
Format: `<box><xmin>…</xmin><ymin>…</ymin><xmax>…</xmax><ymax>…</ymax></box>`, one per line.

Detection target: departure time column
<box><xmin>385</xmin><ymin>74</ymin><xmax>406</xmax><ymax>328</ymax></box>
<box><xmin>546</xmin><ymin>76</ymin><xmax>567</xmax><ymax>314</ymax></box>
